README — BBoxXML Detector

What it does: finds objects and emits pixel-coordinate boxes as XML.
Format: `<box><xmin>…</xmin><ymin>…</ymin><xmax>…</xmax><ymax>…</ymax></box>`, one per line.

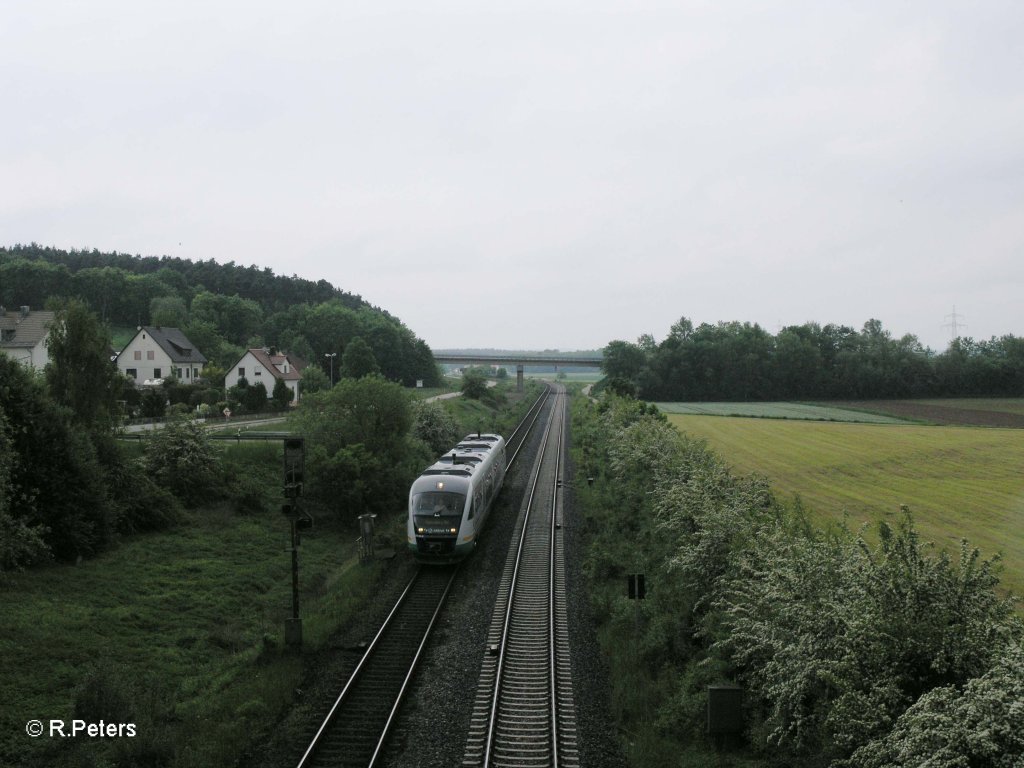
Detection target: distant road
<box><xmin>123</xmin><ymin>415</ymin><xmax>288</xmax><ymax>433</ymax></box>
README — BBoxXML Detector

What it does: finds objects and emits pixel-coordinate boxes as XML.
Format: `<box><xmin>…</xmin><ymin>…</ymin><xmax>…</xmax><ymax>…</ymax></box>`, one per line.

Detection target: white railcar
<box><xmin>407</xmin><ymin>433</ymin><xmax>507</xmax><ymax>561</ymax></box>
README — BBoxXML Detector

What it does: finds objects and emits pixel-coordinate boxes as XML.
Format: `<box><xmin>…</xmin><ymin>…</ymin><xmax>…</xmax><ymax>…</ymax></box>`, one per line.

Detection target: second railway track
<box><xmin>464</xmin><ymin>384</ymin><xmax>579</xmax><ymax>768</ymax></box>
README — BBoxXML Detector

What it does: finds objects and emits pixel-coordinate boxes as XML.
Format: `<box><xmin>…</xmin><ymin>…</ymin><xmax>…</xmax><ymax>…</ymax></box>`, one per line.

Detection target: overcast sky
<box><xmin>3</xmin><ymin>1</ymin><xmax>1022</xmax><ymax>352</ymax></box>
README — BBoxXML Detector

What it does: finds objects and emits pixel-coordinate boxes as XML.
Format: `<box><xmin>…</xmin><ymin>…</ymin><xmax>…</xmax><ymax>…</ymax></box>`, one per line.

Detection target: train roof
<box><xmin>415</xmin><ymin>436</ymin><xmax>503</xmax><ymax>482</ymax></box>
<box><xmin>460</xmin><ymin>433</ymin><xmax>502</xmax><ymax>444</ymax></box>
<box><xmin>419</xmin><ymin>450</ymin><xmax>482</xmax><ymax>477</ymax></box>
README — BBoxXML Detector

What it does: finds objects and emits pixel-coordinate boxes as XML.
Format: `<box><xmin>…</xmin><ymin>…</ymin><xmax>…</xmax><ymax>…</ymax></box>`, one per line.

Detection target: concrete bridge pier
<box><xmin>516</xmin><ymin>364</ymin><xmax>524</xmax><ymax>392</ymax></box>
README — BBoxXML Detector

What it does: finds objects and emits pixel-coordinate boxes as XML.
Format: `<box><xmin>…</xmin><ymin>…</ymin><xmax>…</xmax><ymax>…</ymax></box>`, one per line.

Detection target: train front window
<box><xmin>413</xmin><ymin>491</ymin><xmax>466</xmax><ymax>517</ymax></box>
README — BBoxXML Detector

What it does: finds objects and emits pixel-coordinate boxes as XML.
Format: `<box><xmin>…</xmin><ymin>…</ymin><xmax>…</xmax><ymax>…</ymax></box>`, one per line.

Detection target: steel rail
<box><xmin>367</xmin><ymin>570</ymin><xmax>457</xmax><ymax>767</ymax></box>
<box><xmin>295</xmin><ymin>566</ymin><xmax>457</xmax><ymax>768</ymax></box>
<box><xmin>548</xmin><ymin>393</ymin><xmax>566</xmax><ymax>767</ymax></box>
<box><xmin>482</xmin><ymin>388</ymin><xmax>562</xmax><ymax>768</ymax></box>
<box><xmin>505</xmin><ymin>384</ymin><xmax>551</xmax><ymax>470</ymax></box>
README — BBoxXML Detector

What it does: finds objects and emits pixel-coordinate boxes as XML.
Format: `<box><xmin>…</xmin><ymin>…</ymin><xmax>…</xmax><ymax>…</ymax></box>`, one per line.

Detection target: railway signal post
<box><xmin>283</xmin><ymin>437</ymin><xmax>307</xmax><ymax>649</ymax></box>
<box><xmin>627</xmin><ymin>572</ymin><xmax>647</xmax><ymax>720</ymax></box>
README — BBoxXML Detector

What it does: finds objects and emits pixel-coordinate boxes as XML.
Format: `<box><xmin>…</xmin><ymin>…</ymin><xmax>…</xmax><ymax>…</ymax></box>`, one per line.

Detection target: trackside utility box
<box><xmin>707</xmin><ymin>685</ymin><xmax>744</xmax><ymax>735</ymax></box>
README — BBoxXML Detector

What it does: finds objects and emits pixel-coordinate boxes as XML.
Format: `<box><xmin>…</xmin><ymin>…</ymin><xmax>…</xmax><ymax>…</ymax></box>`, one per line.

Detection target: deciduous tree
<box><xmin>45</xmin><ymin>298</ymin><xmax>124</xmax><ymax>433</ymax></box>
<box><xmin>341</xmin><ymin>335</ymin><xmax>380</xmax><ymax>379</ymax></box>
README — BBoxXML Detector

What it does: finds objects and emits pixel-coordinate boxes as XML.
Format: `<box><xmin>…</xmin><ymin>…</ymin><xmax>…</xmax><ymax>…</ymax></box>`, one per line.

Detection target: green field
<box><xmin>656</xmin><ymin>401</ymin><xmax>907</xmax><ymax>423</ymax></box>
<box><xmin>667</xmin><ymin>414</ymin><xmax>1024</xmax><ymax>598</ymax></box>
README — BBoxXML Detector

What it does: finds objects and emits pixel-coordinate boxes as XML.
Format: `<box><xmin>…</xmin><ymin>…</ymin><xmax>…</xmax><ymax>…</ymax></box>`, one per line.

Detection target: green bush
<box><xmin>141</xmin><ymin>419</ymin><xmax>223</xmax><ymax>507</ymax></box>
<box><xmin>411</xmin><ymin>399</ymin><xmax>459</xmax><ymax>455</ymax></box>
<box><xmin>840</xmin><ymin>641</ymin><xmax>1024</xmax><ymax>767</ymax></box>
<box><xmin>104</xmin><ymin>450</ymin><xmax>184</xmax><ymax>533</ymax></box>
<box><xmin>460</xmin><ymin>369</ymin><xmax>487</xmax><ymax>399</ymax></box>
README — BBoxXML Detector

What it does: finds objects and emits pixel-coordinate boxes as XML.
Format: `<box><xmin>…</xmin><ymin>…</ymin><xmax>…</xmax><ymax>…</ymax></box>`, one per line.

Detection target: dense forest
<box><xmin>603</xmin><ymin>317</ymin><xmax>1024</xmax><ymax>401</ymax></box>
<box><xmin>0</xmin><ymin>243</ymin><xmax>440</xmax><ymax>387</ymax></box>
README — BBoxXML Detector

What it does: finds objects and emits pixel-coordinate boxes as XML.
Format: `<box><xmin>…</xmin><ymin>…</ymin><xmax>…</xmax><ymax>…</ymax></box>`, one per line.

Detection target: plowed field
<box><xmin>830</xmin><ymin>399</ymin><xmax>1024</xmax><ymax>428</ymax></box>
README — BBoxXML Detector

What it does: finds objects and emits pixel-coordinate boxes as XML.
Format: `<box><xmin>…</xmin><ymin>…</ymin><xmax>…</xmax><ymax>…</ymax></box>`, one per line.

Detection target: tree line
<box><xmin>1</xmin><ymin>242</ymin><xmax>357</xmax><ymax>315</ymax></box>
<box><xmin>602</xmin><ymin>316</ymin><xmax>1024</xmax><ymax>401</ymax></box>
<box><xmin>0</xmin><ymin>244</ymin><xmax>441</xmax><ymax>387</ymax></box>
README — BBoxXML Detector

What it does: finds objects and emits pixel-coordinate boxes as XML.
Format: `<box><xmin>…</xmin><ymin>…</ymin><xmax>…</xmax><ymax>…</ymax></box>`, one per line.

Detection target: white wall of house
<box><xmin>225</xmin><ymin>350</ymin><xmax>266</xmax><ymax>391</ymax></box>
<box><xmin>116</xmin><ymin>330</ymin><xmax>204</xmax><ymax>384</ymax></box>
<box><xmin>287</xmin><ymin>379</ymin><xmax>300</xmax><ymax>400</ymax></box>
<box><xmin>0</xmin><ymin>339</ymin><xmax>49</xmax><ymax>369</ymax></box>
<box><xmin>224</xmin><ymin>351</ymin><xmax>301</xmax><ymax>402</ymax></box>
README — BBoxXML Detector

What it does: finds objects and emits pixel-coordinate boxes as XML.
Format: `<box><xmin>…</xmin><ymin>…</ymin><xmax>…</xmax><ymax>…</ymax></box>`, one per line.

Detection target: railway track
<box><xmin>463</xmin><ymin>385</ymin><xmax>579</xmax><ymax>768</ymax></box>
<box><xmin>297</xmin><ymin>566</ymin><xmax>457</xmax><ymax>768</ymax></box>
<box><xmin>295</xmin><ymin>385</ymin><xmax>553</xmax><ymax>768</ymax></box>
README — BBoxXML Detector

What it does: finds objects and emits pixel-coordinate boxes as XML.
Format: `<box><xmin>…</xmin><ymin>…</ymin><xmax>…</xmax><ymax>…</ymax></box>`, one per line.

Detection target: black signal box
<box><xmin>627</xmin><ymin>573</ymin><xmax>646</xmax><ymax>600</ymax></box>
<box><xmin>284</xmin><ymin>437</ymin><xmax>305</xmax><ymax>488</ymax></box>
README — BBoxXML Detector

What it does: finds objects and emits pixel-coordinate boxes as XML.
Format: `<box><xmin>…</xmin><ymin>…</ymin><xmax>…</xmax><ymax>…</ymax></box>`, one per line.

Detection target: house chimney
<box><xmin>20</xmin><ymin>306</ymin><xmax>30</xmax><ymax>318</ymax></box>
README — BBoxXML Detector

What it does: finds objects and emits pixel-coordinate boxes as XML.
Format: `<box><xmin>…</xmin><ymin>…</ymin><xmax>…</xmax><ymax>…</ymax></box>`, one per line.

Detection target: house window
<box><xmin>238</xmin><ymin>367</ymin><xmax>245</xmax><ymax>378</ymax></box>
<box><xmin>147</xmin><ymin>350</ymin><xmax>155</xmax><ymax>360</ymax></box>
<box><xmin>185</xmin><ymin>368</ymin><xmax>190</xmax><ymax>379</ymax></box>
<box><xmin>254</xmin><ymin>369</ymin><xmax>262</xmax><ymax>376</ymax></box>
<box><xmin>134</xmin><ymin>350</ymin><xmax>141</xmax><ymax>360</ymax></box>
<box><xmin>126</xmin><ymin>368</ymin><xmax>137</xmax><ymax>378</ymax></box>
<box><xmin>154</xmin><ymin>368</ymin><xmax>162</xmax><ymax>379</ymax></box>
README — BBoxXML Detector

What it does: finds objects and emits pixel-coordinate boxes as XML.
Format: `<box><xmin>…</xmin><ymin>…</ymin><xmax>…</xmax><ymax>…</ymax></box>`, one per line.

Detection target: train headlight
<box><xmin>450</xmin><ymin>527</ymin><xmax>457</xmax><ymax>534</ymax></box>
<box><xmin>417</xmin><ymin>527</ymin><xmax>425</xmax><ymax>534</ymax></box>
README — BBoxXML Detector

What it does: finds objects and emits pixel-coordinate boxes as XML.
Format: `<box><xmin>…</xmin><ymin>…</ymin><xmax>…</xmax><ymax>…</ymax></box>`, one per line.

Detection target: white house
<box><xmin>116</xmin><ymin>326</ymin><xmax>207</xmax><ymax>385</ymax></box>
<box><xmin>224</xmin><ymin>348</ymin><xmax>305</xmax><ymax>403</ymax></box>
<box><xmin>0</xmin><ymin>306</ymin><xmax>56</xmax><ymax>369</ymax></box>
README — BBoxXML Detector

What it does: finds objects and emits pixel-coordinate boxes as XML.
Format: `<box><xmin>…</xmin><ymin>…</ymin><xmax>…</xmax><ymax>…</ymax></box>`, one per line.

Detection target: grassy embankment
<box><xmin>1</xmin><ymin>441</ymin><xmax>389</xmax><ymax>768</ymax></box>
<box><xmin>664</xmin><ymin>407</ymin><xmax>1024</xmax><ymax>598</ymax></box>
<box><xmin>442</xmin><ymin>379</ymin><xmax>543</xmax><ymax>436</ymax></box>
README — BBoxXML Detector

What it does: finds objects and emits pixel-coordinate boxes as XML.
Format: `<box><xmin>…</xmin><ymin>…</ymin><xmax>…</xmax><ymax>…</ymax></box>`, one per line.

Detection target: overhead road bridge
<box><xmin>433</xmin><ymin>353</ymin><xmax>604</xmax><ymax>391</ymax></box>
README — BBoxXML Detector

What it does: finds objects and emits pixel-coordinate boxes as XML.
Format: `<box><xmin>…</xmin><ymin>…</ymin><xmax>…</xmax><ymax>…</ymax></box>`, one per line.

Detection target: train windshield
<box><xmin>412</xmin><ymin>491</ymin><xmax>466</xmax><ymax>517</ymax></box>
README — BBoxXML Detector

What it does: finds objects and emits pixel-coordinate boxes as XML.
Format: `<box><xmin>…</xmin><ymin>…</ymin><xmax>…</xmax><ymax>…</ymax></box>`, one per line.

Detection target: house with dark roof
<box><xmin>225</xmin><ymin>348</ymin><xmax>305</xmax><ymax>403</ymax></box>
<box><xmin>0</xmin><ymin>305</ymin><xmax>56</xmax><ymax>369</ymax></box>
<box><xmin>116</xmin><ymin>326</ymin><xmax>207</xmax><ymax>385</ymax></box>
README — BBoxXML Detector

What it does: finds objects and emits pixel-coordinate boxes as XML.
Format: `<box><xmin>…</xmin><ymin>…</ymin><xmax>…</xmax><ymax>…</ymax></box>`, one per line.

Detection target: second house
<box><xmin>224</xmin><ymin>348</ymin><xmax>305</xmax><ymax>404</ymax></box>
